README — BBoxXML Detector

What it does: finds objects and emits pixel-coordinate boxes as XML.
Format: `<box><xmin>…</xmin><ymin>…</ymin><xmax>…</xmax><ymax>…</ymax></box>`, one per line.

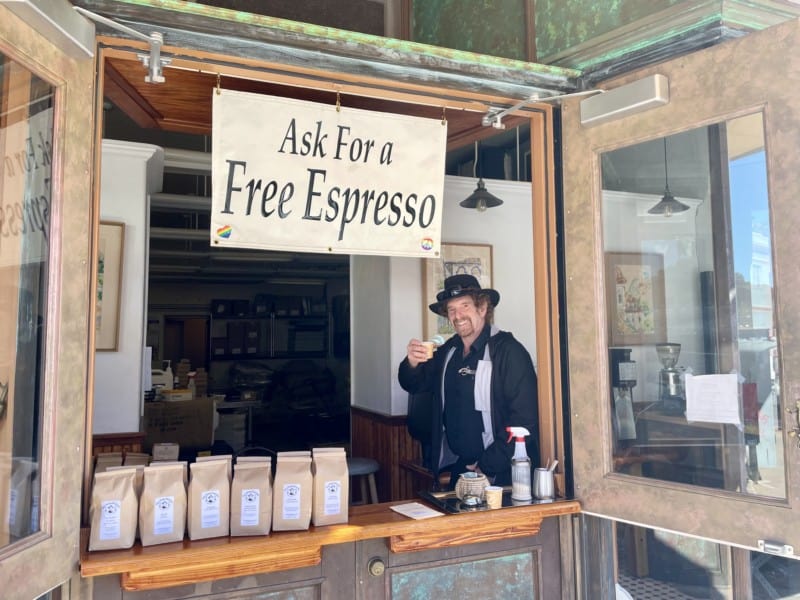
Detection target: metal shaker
<box><xmin>533</xmin><ymin>467</ymin><xmax>554</xmax><ymax>501</ymax></box>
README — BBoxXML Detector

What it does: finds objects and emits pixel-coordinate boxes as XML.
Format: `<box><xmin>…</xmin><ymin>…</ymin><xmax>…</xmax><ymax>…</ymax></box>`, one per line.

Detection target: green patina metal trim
<box><xmin>95</xmin><ymin>0</ymin><xmax>580</xmax><ymax>79</ymax></box>
<box><xmin>569</xmin><ymin>13</ymin><xmax>722</xmax><ymax>70</ymax></box>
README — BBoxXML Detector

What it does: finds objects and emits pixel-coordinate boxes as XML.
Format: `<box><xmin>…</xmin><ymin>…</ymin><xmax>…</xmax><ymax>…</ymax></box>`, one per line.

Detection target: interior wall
<box><xmin>93</xmin><ymin>141</ymin><xmax>163</xmax><ymax>434</ymax></box>
<box><xmin>352</xmin><ymin>174</ymin><xmax>536</xmax><ymax>416</ymax></box>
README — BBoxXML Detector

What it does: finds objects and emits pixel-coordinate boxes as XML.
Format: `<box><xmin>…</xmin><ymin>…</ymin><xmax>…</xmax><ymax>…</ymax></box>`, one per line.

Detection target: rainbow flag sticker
<box><xmin>420</xmin><ymin>237</ymin><xmax>434</xmax><ymax>251</ymax></box>
<box><xmin>216</xmin><ymin>225</ymin><xmax>233</xmax><ymax>239</ymax></box>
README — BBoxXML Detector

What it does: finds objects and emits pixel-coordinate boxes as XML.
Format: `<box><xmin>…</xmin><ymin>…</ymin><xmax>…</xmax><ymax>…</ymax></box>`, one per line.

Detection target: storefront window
<box><xmin>601</xmin><ymin>113</ymin><xmax>785</xmax><ymax>499</ymax></box>
<box><xmin>0</xmin><ymin>52</ymin><xmax>54</xmax><ymax>547</ymax></box>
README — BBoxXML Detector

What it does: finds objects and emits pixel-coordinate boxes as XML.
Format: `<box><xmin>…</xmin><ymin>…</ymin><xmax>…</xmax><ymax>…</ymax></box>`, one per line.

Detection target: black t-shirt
<box><xmin>443</xmin><ymin>324</ymin><xmax>491</xmax><ymax>462</ymax></box>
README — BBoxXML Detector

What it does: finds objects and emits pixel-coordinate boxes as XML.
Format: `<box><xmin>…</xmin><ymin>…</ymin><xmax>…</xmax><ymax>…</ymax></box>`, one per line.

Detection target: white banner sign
<box><xmin>0</xmin><ymin>108</ymin><xmax>53</xmax><ymax>267</ymax></box>
<box><xmin>211</xmin><ymin>89</ymin><xmax>446</xmax><ymax>257</ymax></box>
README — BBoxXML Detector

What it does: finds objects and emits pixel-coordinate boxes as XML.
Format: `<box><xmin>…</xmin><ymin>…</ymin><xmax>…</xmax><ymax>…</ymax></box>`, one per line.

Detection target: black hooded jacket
<box><xmin>399</xmin><ymin>328</ymin><xmax>539</xmax><ymax>484</ymax></box>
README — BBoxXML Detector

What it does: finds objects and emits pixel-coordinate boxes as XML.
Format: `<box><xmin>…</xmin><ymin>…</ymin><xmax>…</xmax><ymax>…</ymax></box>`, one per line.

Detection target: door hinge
<box><xmin>758</xmin><ymin>540</ymin><xmax>794</xmax><ymax>557</ymax></box>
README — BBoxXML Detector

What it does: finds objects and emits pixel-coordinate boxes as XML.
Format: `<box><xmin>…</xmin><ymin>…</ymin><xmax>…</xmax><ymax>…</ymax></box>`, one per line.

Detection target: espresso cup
<box><xmin>484</xmin><ymin>485</ymin><xmax>503</xmax><ymax>509</ymax></box>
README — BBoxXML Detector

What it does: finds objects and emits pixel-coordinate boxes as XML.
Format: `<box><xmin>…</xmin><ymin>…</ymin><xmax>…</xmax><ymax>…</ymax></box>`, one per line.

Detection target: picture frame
<box><xmin>422</xmin><ymin>243</ymin><xmax>493</xmax><ymax>340</ymax></box>
<box><xmin>96</xmin><ymin>221</ymin><xmax>125</xmax><ymax>351</ymax></box>
<box><xmin>605</xmin><ymin>251</ymin><xmax>666</xmax><ymax>346</ymax></box>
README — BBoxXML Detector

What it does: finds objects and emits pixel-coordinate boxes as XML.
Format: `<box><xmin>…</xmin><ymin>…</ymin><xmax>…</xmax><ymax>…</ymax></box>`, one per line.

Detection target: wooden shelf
<box><xmin>80</xmin><ymin>499</ymin><xmax>580</xmax><ymax>591</ymax></box>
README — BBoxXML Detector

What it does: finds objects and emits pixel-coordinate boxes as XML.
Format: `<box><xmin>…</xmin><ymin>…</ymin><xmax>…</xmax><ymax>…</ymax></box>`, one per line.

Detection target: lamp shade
<box><xmin>460</xmin><ymin>178</ymin><xmax>503</xmax><ymax>212</ymax></box>
<box><xmin>648</xmin><ymin>137</ymin><xmax>689</xmax><ymax>217</ymax></box>
<box><xmin>647</xmin><ymin>189</ymin><xmax>689</xmax><ymax>217</ymax></box>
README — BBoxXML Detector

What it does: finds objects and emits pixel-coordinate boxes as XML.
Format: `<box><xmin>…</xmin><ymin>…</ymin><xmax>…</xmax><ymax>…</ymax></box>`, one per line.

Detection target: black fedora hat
<box><xmin>429</xmin><ymin>274</ymin><xmax>500</xmax><ymax>316</ymax></box>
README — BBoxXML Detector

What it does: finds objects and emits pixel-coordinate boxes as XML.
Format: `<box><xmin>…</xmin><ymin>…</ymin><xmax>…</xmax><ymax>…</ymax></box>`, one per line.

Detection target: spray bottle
<box><xmin>506</xmin><ymin>426</ymin><xmax>532</xmax><ymax>501</ymax></box>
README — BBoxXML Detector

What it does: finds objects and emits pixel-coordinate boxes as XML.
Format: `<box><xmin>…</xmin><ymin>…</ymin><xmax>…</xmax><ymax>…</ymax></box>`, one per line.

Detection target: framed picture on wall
<box><xmin>604</xmin><ymin>251</ymin><xmax>666</xmax><ymax>346</ymax></box>
<box><xmin>96</xmin><ymin>221</ymin><xmax>125</xmax><ymax>351</ymax></box>
<box><xmin>422</xmin><ymin>243</ymin><xmax>493</xmax><ymax>340</ymax></box>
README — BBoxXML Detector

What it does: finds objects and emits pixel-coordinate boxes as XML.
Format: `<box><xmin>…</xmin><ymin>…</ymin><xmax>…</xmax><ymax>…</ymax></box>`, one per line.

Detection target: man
<box><xmin>398</xmin><ymin>274</ymin><xmax>539</xmax><ymax>489</ymax></box>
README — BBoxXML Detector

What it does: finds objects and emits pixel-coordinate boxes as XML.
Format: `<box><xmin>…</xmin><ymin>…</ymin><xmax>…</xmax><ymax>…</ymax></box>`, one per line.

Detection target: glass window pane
<box><xmin>751</xmin><ymin>551</ymin><xmax>800</xmax><ymax>599</ymax></box>
<box><xmin>0</xmin><ymin>51</ymin><xmax>55</xmax><ymax>547</ymax></box>
<box><xmin>616</xmin><ymin>522</ymin><xmax>731</xmax><ymax>599</ymax></box>
<box><xmin>601</xmin><ymin>113</ymin><xmax>785</xmax><ymax>499</ymax></box>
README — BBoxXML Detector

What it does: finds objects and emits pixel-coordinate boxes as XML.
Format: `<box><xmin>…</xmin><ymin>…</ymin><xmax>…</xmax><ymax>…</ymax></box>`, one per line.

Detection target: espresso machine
<box><xmin>656</xmin><ymin>343</ymin><xmax>685</xmax><ymax>414</ymax></box>
<box><xmin>609</xmin><ymin>348</ymin><xmax>637</xmax><ymax>443</ymax></box>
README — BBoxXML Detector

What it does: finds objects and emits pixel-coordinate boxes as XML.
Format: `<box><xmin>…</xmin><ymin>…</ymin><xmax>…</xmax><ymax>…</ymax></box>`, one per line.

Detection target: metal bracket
<box><xmin>481</xmin><ymin>89</ymin><xmax>604</xmax><ymax>130</ymax></box>
<box><xmin>137</xmin><ymin>33</ymin><xmax>171</xmax><ymax>84</ymax></box>
<box><xmin>73</xmin><ymin>6</ymin><xmax>170</xmax><ymax>83</ymax></box>
<box><xmin>758</xmin><ymin>540</ymin><xmax>795</xmax><ymax>557</ymax></box>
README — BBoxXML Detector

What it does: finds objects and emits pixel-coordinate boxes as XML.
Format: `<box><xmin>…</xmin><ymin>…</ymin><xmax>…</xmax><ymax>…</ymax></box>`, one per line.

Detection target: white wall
<box><xmin>352</xmin><ymin>174</ymin><xmax>536</xmax><ymax>416</ymax></box>
<box><xmin>93</xmin><ymin>140</ymin><xmax>163</xmax><ymax>434</ymax></box>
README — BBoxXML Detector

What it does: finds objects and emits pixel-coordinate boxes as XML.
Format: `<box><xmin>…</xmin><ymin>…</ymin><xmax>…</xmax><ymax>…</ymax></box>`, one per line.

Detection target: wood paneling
<box><xmin>351</xmin><ymin>407</ymin><xmax>422</xmax><ymax>502</ymax></box>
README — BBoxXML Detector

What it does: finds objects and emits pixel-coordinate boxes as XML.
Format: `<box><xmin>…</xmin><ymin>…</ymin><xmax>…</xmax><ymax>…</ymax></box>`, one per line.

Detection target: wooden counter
<box><xmin>80</xmin><ymin>499</ymin><xmax>580</xmax><ymax>591</ymax></box>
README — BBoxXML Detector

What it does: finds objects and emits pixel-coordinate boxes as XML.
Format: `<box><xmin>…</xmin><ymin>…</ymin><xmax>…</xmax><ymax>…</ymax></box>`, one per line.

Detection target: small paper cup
<box><xmin>485</xmin><ymin>485</ymin><xmax>503</xmax><ymax>509</ymax></box>
<box><xmin>421</xmin><ymin>341</ymin><xmax>435</xmax><ymax>359</ymax></box>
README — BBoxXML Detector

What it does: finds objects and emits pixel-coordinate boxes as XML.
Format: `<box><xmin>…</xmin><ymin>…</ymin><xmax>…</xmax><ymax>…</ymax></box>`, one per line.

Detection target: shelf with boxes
<box><xmin>209</xmin><ymin>295</ymin><xmax>329</xmax><ymax>361</ymax></box>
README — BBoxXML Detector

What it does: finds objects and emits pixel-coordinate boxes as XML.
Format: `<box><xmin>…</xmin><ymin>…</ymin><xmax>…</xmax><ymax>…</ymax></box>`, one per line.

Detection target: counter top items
<box><xmin>390</xmin><ymin>502</ymin><xmax>444</xmax><ymax>520</ymax></box>
<box><xmin>80</xmin><ymin>499</ymin><xmax>581</xmax><ymax>592</ymax></box>
<box><xmin>272</xmin><ymin>451</ymin><xmax>312</xmax><ymax>531</ymax></box>
<box><xmin>420</xmin><ymin>487</ymin><xmax>560</xmax><ymax>513</ymax></box>
<box><xmin>507</xmin><ymin>426</ymin><xmax>533</xmax><ymax>501</ymax></box>
<box><xmin>454</xmin><ymin>472</ymin><xmax>489</xmax><ymax>502</ymax></box>
<box><xmin>231</xmin><ymin>457</ymin><xmax>273</xmax><ymax>536</ymax></box>
<box><xmin>151</xmin><ymin>360</ymin><xmax>173</xmax><ymax>390</ymax></box>
<box><xmin>88</xmin><ymin>468</ymin><xmax>138</xmax><ymax>551</ymax></box>
<box><xmin>139</xmin><ymin>463</ymin><xmax>187</xmax><ymax>546</ymax></box>
<box><xmin>311</xmin><ymin>448</ymin><xmax>348</xmax><ymax>526</ymax></box>
<box><xmin>175</xmin><ymin>359</ymin><xmax>191</xmax><ymax>389</ymax></box>
<box><xmin>187</xmin><ymin>458</ymin><xmax>230</xmax><ymax>540</ymax></box>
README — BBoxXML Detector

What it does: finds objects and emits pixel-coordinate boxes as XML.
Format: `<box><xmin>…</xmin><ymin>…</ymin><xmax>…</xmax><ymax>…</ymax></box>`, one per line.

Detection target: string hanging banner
<box><xmin>211</xmin><ymin>89</ymin><xmax>446</xmax><ymax>257</ymax></box>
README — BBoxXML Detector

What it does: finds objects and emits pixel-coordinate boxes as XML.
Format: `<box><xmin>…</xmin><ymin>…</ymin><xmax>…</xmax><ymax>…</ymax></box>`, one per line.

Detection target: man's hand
<box><xmin>406</xmin><ymin>338</ymin><xmax>430</xmax><ymax>368</ymax></box>
<box><xmin>465</xmin><ymin>462</ymin><xmax>483</xmax><ymax>475</ymax></box>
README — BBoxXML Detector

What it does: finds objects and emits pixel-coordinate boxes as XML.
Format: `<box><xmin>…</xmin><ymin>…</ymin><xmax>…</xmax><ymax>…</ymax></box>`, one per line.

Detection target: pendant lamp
<box><xmin>460</xmin><ymin>140</ymin><xmax>503</xmax><ymax>211</ymax></box>
<box><xmin>648</xmin><ymin>137</ymin><xmax>689</xmax><ymax>217</ymax></box>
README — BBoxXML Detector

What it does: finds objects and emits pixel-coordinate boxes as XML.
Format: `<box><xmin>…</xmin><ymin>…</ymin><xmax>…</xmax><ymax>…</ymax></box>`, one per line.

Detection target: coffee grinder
<box><xmin>656</xmin><ymin>342</ymin><xmax>685</xmax><ymax>414</ymax></box>
<box><xmin>609</xmin><ymin>348</ymin><xmax>637</xmax><ymax>443</ymax></box>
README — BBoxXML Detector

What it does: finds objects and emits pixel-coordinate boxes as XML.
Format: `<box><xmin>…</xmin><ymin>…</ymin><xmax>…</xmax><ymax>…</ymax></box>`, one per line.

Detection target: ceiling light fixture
<box><xmin>648</xmin><ymin>137</ymin><xmax>690</xmax><ymax>217</ymax></box>
<box><xmin>460</xmin><ymin>140</ymin><xmax>503</xmax><ymax>212</ymax></box>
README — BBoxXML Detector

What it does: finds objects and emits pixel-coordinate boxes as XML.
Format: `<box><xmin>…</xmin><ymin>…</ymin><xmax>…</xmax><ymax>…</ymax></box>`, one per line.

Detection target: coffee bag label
<box><xmin>99</xmin><ymin>500</ymin><xmax>122</xmax><ymax>540</ymax></box>
<box><xmin>240</xmin><ymin>489</ymin><xmax>260</xmax><ymax>526</ymax></box>
<box><xmin>153</xmin><ymin>496</ymin><xmax>175</xmax><ymax>535</ymax></box>
<box><xmin>324</xmin><ymin>481</ymin><xmax>341</xmax><ymax>516</ymax></box>
<box><xmin>282</xmin><ymin>484</ymin><xmax>301</xmax><ymax>520</ymax></box>
<box><xmin>201</xmin><ymin>490</ymin><xmax>220</xmax><ymax>528</ymax></box>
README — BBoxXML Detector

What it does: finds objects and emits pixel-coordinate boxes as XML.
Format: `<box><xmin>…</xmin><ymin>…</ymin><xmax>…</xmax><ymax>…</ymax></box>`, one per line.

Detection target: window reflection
<box><xmin>601</xmin><ymin>114</ymin><xmax>785</xmax><ymax>499</ymax></box>
<box><xmin>0</xmin><ymin>51</ymin><xmax>54</xmax><ymax>547</ymax></box>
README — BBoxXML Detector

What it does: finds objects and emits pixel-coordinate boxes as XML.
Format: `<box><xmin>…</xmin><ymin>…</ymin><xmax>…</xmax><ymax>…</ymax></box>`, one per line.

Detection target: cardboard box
<box><xmin>227</xmin><ymin>321</ymin><xmax>245</xmax><ymax>355</ymax></box>
<box><xmin>143</xmin><ymin>397</ymin><xmax>215</xmax><ymax>450</ymax></box>
<box><xmin>245</xmin><ymin>321</ymin><xmax>260</xmax><ymax>355</ymax></box>
<box><xmin>211</xmin><ymin>337</ymin><xmax>227</xmax><ymax>356</ymax></box>
<box><xmin>152</xmin><ymin>443</ymin><xmax>180</xmax><ymax>461</ymax></box>
<box><xmin>161</xmin><ymin>388</ymin><xmax>193</xmax><ymax>402</ymax></box>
